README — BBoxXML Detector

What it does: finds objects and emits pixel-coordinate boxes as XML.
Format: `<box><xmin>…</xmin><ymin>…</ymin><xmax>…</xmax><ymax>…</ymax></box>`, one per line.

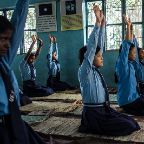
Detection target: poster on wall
<box><xmin>35</xmin><ymin>1</ymin><xmax>57</xmax><ymax>32</ymax></box>
<box><xmin>60</xmin><ymin>0</ymin><xmax>83</xmax><ymax>31</ymax></box>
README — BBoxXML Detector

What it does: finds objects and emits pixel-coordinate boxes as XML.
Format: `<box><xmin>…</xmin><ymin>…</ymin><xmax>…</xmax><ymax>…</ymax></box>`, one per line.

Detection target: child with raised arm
<box><xmin>136</xmin><ymin>48</ymin><xmax>144</xmax><ymax>94</ymax></box>
<box><xmin>78</xmin><ymin>5</ymin><xmax>140</xmax><ymax>136</ymax></box>
<box><xmin>115</xmin><ymin>15</ymin><xmax>144</xmax><ymax>116</ymax></box>
<box><xmin>20</xmin><ymin>35</ymin><xmax>54</xmax><ymax>97</ymax></box>
<box><xmin>47</xmin><ymin>35</ymin><xmax>75</xmax><ymax>91</ymax></box>
<box><xmin>0</xmin><ymin>0</ymin><xmax>46</xmax><ymax>143</ymax></box>
<box><xmin>132</xmin><ymin>36</ymin><xmax>144</xmax><ymax>95</ymax></box>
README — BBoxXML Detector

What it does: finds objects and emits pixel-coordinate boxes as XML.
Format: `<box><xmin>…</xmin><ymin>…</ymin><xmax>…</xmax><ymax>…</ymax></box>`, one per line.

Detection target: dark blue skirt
<box><xmin>121</xmin><ymin>96</ymin><xmax>144</xmax><ymax>116</ymax></box>
<box><xmin>0</xmin><ymin>117</ymin><xmax>46</xmax><ymax>144</ymax></box>
<box><xmin>79</xmin><ymin>106</ymin><xmax>140</xmax><ymax>136</ymax></box>
<box><xmin>23</xmin><ymin>80</ymin><xmax>54</xmax><ymax>97</ymax></box>
<box><xmin>47</xmin><ymin>76</ymin><xmax>75</xmax><ymax>91</ymax></box>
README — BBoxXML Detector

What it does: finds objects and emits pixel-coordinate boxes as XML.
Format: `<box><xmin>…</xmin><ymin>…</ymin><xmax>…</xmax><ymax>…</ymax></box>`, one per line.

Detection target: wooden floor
<box><xmin>21</xmin><ymin>90</ymin><xmax>144</xmax><ymax>143</ymax></box>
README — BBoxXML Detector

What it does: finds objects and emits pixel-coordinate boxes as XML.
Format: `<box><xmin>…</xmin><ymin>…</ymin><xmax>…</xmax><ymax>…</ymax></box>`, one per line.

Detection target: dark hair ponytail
<box><xmin>0</xmin><ymin>15</ymin><xmax>13</xmax><ymax>34</ymax></box>
<box><xmin>79</xmin><ymin>46</ymin><xmax>87</xmax><ymax>65</ymax></box>
<box><xmin>79</xmin><ymin>45</ymin><xmax>101</xmax><ymax>65</ymax></box>
<box><xmin>114</xmin><ymin>45</ymin><xmax>122</xmax><ymax>84</ymax></box>
<box><xmin>114</xmin><ymin>72</ymin><xmax>118</xmax><ymax>83</ymax></box>
<box><xmin>95</xmin><ymin>46</ymin><xmax>101</xmax><ymax>55</ymax></box>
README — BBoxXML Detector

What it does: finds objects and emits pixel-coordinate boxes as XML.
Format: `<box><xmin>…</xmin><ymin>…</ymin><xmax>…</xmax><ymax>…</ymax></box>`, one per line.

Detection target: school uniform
<box><xmin>132</xmin><ymin>37</ymin><xmax>144</xmax><ymax>95</ymax></box>
<box><xmin>20</xmin><ymin>59</ymin><xmax>54</xmax><ymax>97</ymax></box>
<box><xmin>78</xmin><ymin>25</ymin><xmax>140</xmax><ymax>136</ymax></box>
<box><xmin>131</xmin><ymin>41</ymin><xmax>144</xmax><ymax>98</ymax></box>
<box><xmin>19</xmin><ymin>89</ymin><xmax>32</xmax><ymax>106</ymax></box>
<box><xmin>0</xmin><ymin>0</ymin><xmax>46</xmax><ymax>143</ymax></box>
<box><xmin>139</xmin><ymin>60</ymin><xmax>144</xmax><ymax>81</ymax></box>
<box><xmin>137</xmin><ymin>61</ymin><xmax>144</xmax><ymax>95</ymax></box>
<box><xmin>115</xmin><ymin>39</ymin><xmax>144</xmax><ymax>116</ymax></box>
<box><xmin>47</xmin><ymin>42</ymin><xmax>75</xmax><ymax>91</ymax></box>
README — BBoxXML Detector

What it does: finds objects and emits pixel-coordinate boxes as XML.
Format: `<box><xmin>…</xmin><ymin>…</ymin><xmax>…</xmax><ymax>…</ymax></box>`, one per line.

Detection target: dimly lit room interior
<box><xmin>0</xmin><ymin>0</ymin><xmax>144</xmax><ymax>143</ymax></box>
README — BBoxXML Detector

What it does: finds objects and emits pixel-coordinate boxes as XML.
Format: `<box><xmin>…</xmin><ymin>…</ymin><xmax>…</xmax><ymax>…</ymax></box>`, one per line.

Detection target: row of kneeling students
<box><xmin>1</xmin><ymin>2</ymin><xmax>144</xmax><ymax>144</ymax></box>
<box><xmin>19</xmin><ymin>34</ymin><xmax>75</xmax><ymax>97</ymax></box>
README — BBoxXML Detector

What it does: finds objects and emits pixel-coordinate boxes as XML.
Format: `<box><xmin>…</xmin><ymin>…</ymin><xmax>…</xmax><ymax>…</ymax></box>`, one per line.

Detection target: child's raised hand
<box><xmin>93</xmin><ymin>4</ymin><xmax>103</xmax><ymax>23</ymax></box>
<box><xmin>123</xmin><ymin>14</ymin><xmax>132</xmax><ymax>27</ymax></box>
<box><xmin>53</xmin><ymin>36</ymin><xmax>56</xmax><ymax>43</ymax></box>
<box><xmin>37</xmin><ymin>36</ymin><xmax>43</xmax><ymax>47</ymax></box>
<box><xmin>49</xmin><ymin>35</ymin><xmax>55</xmax><ymax>43</ymax></box>
<box><xmin>31</xmin><ymin>35</ymin><xmax>36</xmax><ymax>42</ymax></box>
<box><xmin>101</xmin><ymin>14</ymin><xmax>106</xmax><ymax>26</ymax></box>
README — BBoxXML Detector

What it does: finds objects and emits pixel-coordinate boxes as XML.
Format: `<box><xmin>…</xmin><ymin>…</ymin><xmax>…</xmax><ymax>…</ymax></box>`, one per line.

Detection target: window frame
<box><xmin>0</xmin><ymin>6</ymin><xmax>37</xmax><ymax>54</ymax></box>
<box><xmin>85</xmin><ymin>0</ymin><xmax>144</xmax><ymax>51</ymax></box>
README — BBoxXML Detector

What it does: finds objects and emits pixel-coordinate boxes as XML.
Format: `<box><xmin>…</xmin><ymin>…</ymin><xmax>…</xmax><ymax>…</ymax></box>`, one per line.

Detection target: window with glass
<box><xmin>126</xmin><ymin>0</ymin><xmax>142</xmax><ymax>47</ymax></box>
<box><xmin>24</xmin><ymin>7</ymin><xmax>37</xmax><ymax>54</ymax></box>
<box><xmin>86</xmin><ymin>1</ymin><xmax>103</xmax><ymax>38</ymax></box>
<box><xmin>106</xmin><ymin>0</ymin><xmax>122</xmax><ymax>50</ymax></box>
<box><xmin>0</xmin><ymin>7</ymin><xmax>36</xmax><ymax>54</ymax></box>
<box><xmin>85</xmin><ymin>0</ymin><xmax>143</xmax><ymax>50</ymax></box>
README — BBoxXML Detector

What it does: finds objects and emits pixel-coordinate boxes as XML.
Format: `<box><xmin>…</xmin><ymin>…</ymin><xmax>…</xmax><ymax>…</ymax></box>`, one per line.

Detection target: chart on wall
<box><xmin>35</xmin><ymin>1</ymin><xmax>57</xmax><ymax>32</ymax></box>
<box><xmin>60</xmin><ymin>0</ymin><xmax>83</xmax><ymax>31</ymax></box>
